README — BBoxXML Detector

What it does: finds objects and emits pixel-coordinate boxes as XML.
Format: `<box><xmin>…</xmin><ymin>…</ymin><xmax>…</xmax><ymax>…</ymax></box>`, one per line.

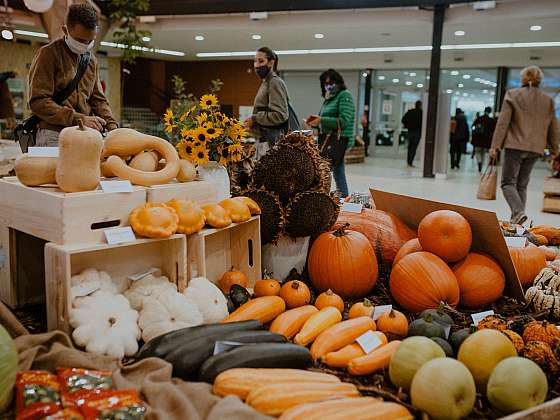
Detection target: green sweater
<box><xmin>319</xmin><ymin>89</ymin><xmax>356</xmax><ymax>147</ymax></box>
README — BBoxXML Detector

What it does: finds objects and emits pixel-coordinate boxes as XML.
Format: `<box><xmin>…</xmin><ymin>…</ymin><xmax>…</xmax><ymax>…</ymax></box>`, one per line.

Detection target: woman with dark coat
<box><xmin>471</xmin><ymin>106</ymin><xmax>496</xmax><ymax>172</ymax></box>
<box><xmin>450</xmin><ymin>108</ymin><xmax>470</xmax><ymax>170</ymax></box>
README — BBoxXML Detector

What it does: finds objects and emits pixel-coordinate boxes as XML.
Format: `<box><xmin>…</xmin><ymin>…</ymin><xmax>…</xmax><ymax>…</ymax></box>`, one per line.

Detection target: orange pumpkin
<box><xmin>453</xmin><ymin>252</ymin><xmax>505</xmax><ymax>309</ymax></box>
<box><xmin>308</xmin><ymin>224</ymin><xmax>378</xmax><ymax>298</ymax></box>
<box><xmin>315</xmin><ymin>289</ymin><xmax>344</xmax><ymax>312</ymax></box>
<box><xmin>348</xmin><ymin>299</ymin><xmax>374</xmax><ymax>319</ymax></box>
<box><xmin>334</xmin><ymin>209</ymin><xmax>416</xmax><ymax>266</ymax></box>
<box><xmin>394</xmin><ymin>238</ymin><xmax>422</xmax><ymax>264</ymax></box>
<box><xmin>509</xmin><ymin>247</ymin><xmax>547</xmax><ymax>286</ymax></box>
<box><xmin>219</xmin><ymin>267</ymin><xmax>249</xmax><ymax>294</ymax></box>
<box><xmin>390</xmin><ymin>251</ymin><xmax>460</xmax><ymax>313</ymax></box>
<box><xmin>254</xmin><ymin>274</ymin><xmax>281</xmax><ymax>297</ymax></box>
<box><xmin>279</xmin><ymin>281</ymin><xmax>311</xmax><ymax>309</ymax></box>
<box><xmin>376</xmin><ymin>309</ymin><xmax>408</xmax><ymax>340</ymax></box>
<box><xmin>418</xmin><ymin>210</ymin><xmax>472</xmax><ymax>263</ymax></box>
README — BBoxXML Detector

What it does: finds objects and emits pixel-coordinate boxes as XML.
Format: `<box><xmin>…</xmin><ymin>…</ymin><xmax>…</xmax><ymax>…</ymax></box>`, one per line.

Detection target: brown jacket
<box><xmin>28</xmin><ymin>38</ymin><xmax>118</xmax><ymax>131</ymax></box>
<box><xmin>491</xmin><ymin>87</ymin><xmax>559</xmax><ymax>156</ymax></box>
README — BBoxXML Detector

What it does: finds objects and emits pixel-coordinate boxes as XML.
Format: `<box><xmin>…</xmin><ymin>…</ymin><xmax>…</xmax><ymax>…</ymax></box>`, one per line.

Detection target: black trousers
<box><xmin>407</xmin><ymin>131</ymin><xmax>421</xmax><ymax>165</ymax></box>
<box><xmin>450</xmin><ymin>142</ymin><xmax>463</xmax><ymax>168</ymax></box>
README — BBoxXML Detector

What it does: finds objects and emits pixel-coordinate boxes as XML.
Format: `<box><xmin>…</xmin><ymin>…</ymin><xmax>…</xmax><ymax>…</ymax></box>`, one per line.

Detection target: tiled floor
<box><xmin>345</xmin><ymin>154</ymin><xmax>560</xmax><ymax>226</ymax></box>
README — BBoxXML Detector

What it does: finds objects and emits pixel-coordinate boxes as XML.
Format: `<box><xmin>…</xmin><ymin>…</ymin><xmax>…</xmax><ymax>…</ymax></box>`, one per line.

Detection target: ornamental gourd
<box><xmin>418</xmin><ymin>210</ymin><xmax>472</xmax><ymax>263</ymax></box>
<box><xmin>314</xmin><ymin>289</ymin><xmax>344</xmax><ymax>312</ymax></box>
<box><xmin>522</xmin><ymin>320</ymin><xmax>560</xmax><ymax>347</ymax></box>
<box><xmin>525</xmin><ymin>268</ymin><xmax>560</xmax><ymax>318</ymax></box>
<box><xmin>390</xmin><ymin>252</ymin><xmax>460</xmax><ymax>312</ymax></box>
<box><xmin>56</xmin><ymin>120</ymin><xmax>103</xmax><ymax>192</ymax></box>
<box><xmin>376</xmin><ymin>309</ymin><xmax>408</xmax><ymax>340</ymax></box>
<box><xmin>308</xmin><ymin>224</ymin><xmax>378</xmax><ymax>298</ymax></box>
<box><xmin>280</xmin><ymin>281</ymin><xmax>311</xmax><ymax>309</ymax></box>
<box><xmin>254</xmin><ymin>274</ymin><xmax>281</xmax><ymax>297</ymax></box>
<box><xmin>15</xmin><ymin>155</ymin><xmax>57</xmax><ymax>186</ymax></box>
<box><xmin>129</xmin><ymin>203</ymin><xmax>179</xmax><ymax>238</ymax></box>
<box><xmin>453</xmin><ymin>252</ymin><xmax>505</xmax><ymax>309</ymax></box>
<box><xmin>348</xmin><ymin>299</ymin><xmax>374</xmax><ymax>319</ymax></box>
<box><xmin>202</xmin><ymin>204</ymin><xmax>232</xmax><ymax>228</ymax></box>
<box><xmin>166</xmin><ymin>199</ymin><xmax>206</xmax><ymax>235</ymax></box>
<box><xmin>103</xmin><ymin>128</ymin><xmax>180</xmax><ymax>186</ymax></box>
<box><xmin>183</xmin><ymin>277</ymin><xmax>229</xmax><ymax>323</ymax></box>
<box><xmin>509</xmin><ymin>246</ymin><xmax>547</xmax><ymax>286</ymax></box>
<box><xmin>219</xmin><ymin>267</ymin><xmax>249</xmax><ymax>294</ymax></box>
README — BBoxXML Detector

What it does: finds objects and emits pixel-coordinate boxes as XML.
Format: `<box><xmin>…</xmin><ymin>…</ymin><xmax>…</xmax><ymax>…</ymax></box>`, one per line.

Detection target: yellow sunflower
<box><xmin>228</xmin><ymin>143</ymin><xmax>244</xmax><ymax>162</ymax></box>
<box><xmin>192</xmin><ymin>145</ymin><xmax>210</xmax><ymax>165</ymax></box>
<box><xmin>228</xmin><ymin>124</ymin><xmax>247</xmax><ymax>141</ymax></box>
<box><xmin>192</xmin><ymin>126</ymin><xmax>210</xmax><ymax>143</ymax></box>
<box><xmin>204</xmin><ymin>123</ymin><xmax>224</xmax><ymax>139</ymax></box>
<box><xmin>180</xmin><ymin>127</ymin><xmax>191</xmax><ymax>138</ymax></box>
<box><xmin>163</xmin><ymin>109</ymin><xmax>174</xmax><ymax>125</ymax></box>
<box><xmin>200</xmin><ymin>94</ymin><xmax>218</xmax><ymax>110</ymax></box>
<box><xmin>176</xmin><ymin>140</ymin><xmax>195</xmax><ymax>161</ymax></box>
<box><xmin>196</xmin><ymin>113</ymin><xmax>208</xmax><ymax>125</ymax></box>
<box><xmin>217</xmin><ymin>144</ymin><xmax>230</xmax><ymax>166</ymax></box>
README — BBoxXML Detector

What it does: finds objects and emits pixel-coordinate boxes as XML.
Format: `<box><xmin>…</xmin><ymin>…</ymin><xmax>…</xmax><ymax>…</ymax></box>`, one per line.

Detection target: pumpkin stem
<box><xmin>263</xmin><ymin>270</ymin><xmax>272</xmax><ymax>280</ymax></box>
<box><xmin>77</xmin><ymin>119</ymin><xmax>85</xmax><ymax>131</ymax></box>
<box><xmin>423</xmin><ymin>313</ymin><xmax>434</xmax><ymax>323</ymax></box>
<box><xmin>108</xmin><ymin>317</ymin><xmax>116</xmax><ymax>326</ymax></box>
<box><xmin>333</xmin><ymin>223</ymin><xmax>350</xmax><ymax>237</ymax></box>
<box><xmin>326</xmin><ymin>289</ymin><xmax>334</xmax><ymax>296</ymax></box>
<box><xmin>388</xmin><ymin>309</ymin><xmax>396</xmax><ymax>318</ymax></box>
<box><xmin>469</xmin><ymin>324</ymin><xmax>477</xmax><ymax>333</ymax></box>
<box><xmin>291</xmin><ymin>281</ymin><xmax>300</xmax><ymax>290</ymax></box>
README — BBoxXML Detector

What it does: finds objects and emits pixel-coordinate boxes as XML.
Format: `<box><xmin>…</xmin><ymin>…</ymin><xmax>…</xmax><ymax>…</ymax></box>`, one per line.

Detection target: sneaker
<box><xmin>515</xmin><ymin>214</ymin><xmax>528</xmax><ymax>226</ymax></box>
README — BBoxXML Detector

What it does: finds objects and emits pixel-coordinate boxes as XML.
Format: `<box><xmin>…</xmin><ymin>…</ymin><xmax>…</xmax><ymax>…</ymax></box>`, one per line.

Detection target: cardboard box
<box><xmin>370</xmin><ymin>189</ymin><xmax>523</xmax><ymax>300</ymax></box>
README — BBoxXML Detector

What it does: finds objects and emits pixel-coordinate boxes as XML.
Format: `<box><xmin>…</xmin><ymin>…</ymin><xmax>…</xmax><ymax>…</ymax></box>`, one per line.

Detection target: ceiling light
<box><xmin>491</xmin><ymin>92</ymin><xmax>495</xmax><ymax>95</ymax></box>
<box><xmin>417</xmin><ymin>83</ymin><xmax>424</xmax><ymax>88</ymax></box>
<box><xmin>195</xmin><ymin>35</ymin><xmax>205</xmax><ymax>41</ymax></box>
<box><xmin>483</xmin><ymin>89</ymin><xmax>489</xmax><ymax>93</ymax></box>
<box><xmin>454</xmin><ymin>30</ymin><xmax>466</xmax><ymax>37</ymax></box>
<box><xmin>1</xmin><ymin>29</ymin><xmax>13</xmax><ymax>40</ymax></box>
<box><xmin>530</xmin><ymin>25</ymin><xmax>542</xmax><ymax>32</ymax></box>
<box><xmin>404</xmin><ymin>71</ymin><xmax>409</xmax><ymax>75</ymax></box>
<box><xmin>409</xmin><ymin>72</ymin><xmax>416</xmax><ymax>76</ymax></box>
<box><xmin>462</xmin><ymin>74</ymin><xmax>471</xmax><ymax>79</ymax></box>
<box><xmin>446</xmin><ymin>89</ymin><xmax>453</xmax><ymax>94</ymax></box>
<box><xmin>142</xmin><ymin>36</ymin><xmax>151</xmax><ymax>42</ymax></box>
<box><xmin>314</xmin><ymin>33</ymin><xmax>324</xmax><ymax>39</ymax></box>
<box><xmin>378</xmin><ymin>75</ymin><xmax>386</xmax><ymax>80</ymax></box>
<box><xmin>100</xmin><ymin>41</ymin><xmax>185</xmax><ymax>56</ymax></box>
<box><xmin>458</xmin><ymin>83</ymin><xmax>464</xmax><ymax>88</ymax></box>
<box><xmin>392</xmin><ymin>78</ymin><xmax>400</xmax><ymax>83</ymax></box>
<box><xmin>405</xmin><ymin>81</ymin><xmax>412</xmax><ymax>86</ymax></box>
<box><xmin>451</xmin><ymin>70</ymin><xmax>459</xmax><ymax>76</ymax></box>
<box><xmin>463</xmin><ymin>93</ymin><xmax>469</xmax><ymax>97</ymax></box>
<box><xmin>13</xmin><ymin>29</ymin><xmax>48</xmax><ymax>38</ymax></box>
<box><xmin>455</xmin><ymin>91</ymin><xmax>460</xmax><ymax>95</ymax></box>
<box><xmin>251</xmin><ymin>34</ymin><xmax>262</xmax><ymax>40</ymax></box>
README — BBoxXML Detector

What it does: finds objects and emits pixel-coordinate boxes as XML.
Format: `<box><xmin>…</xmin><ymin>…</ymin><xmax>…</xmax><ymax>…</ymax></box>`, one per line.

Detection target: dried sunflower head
<box><xmin>284</xmin><ymin>191</ymin><xmax>340</xmax><ymax>238</ymax></box>
<box><xmin>243</xmin><ymin>189</ymin><xmax>285</xmax><ymax>245</ymax></box>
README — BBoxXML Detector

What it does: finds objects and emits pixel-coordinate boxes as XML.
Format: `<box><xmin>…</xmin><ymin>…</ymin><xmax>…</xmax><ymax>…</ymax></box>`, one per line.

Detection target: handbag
<box><xmin>14</xmin><ymin>52</ymin><xmax>91</xmax><ymax>152</ymax></box>
<box><xmin>319</xmin><ymin>119</ymin><xmax>348</xmax><ymax>167</ymax></box>
<box><xmin>477</xmin><ymin>158</ymin><xmax>497</xmax><ymax>200</ymax></box>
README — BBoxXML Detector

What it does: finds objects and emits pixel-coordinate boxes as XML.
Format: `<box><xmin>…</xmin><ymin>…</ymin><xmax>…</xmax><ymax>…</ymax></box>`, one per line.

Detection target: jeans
<box><xmin>450</xmin><ymin>142</ymin><xmax>463</xmax><ymax>168</ymax></box>
<box><xmin>36</xmin><ymin>129</ymin><xmax>60</xmax><ymax>146</ymax></box>
<box><xmin>501</xmin><ymin>149</ymin><xmax>539</xmax><ymax>222</ymax></box>
<box><xmin>332</xmin><ymin>161</ymin><xmax>349</xmax><ymax>198</ymax></box>
<box><xmin>407</xmin><ymin>131</ymin><xmax>421</xmax><ymax>166</ymax></box>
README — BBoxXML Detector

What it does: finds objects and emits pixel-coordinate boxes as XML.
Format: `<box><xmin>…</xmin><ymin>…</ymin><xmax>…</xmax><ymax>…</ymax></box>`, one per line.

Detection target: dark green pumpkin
<box><xmin>407</xmin><ymin>314</ymin><xmax>445</xmax><ymax>339</ymax></box>
<box><xmin>229</xmin><ymin>284</ymin><xmax>251</xmax><ymax>308</ymax></box>
<box><xmin>419</xmin><ymin>307</ymin><xmax>453</xmax><ymax>327</ymax></box>
<box><xmin>449</xmin><ymin>326</ymin><xmax>475</xmax><ymax>353</ymax></box>
<box><xmin>431</xmin><ymin>337</ymin><xmax>454</xmax><ymax>357</ymax></box>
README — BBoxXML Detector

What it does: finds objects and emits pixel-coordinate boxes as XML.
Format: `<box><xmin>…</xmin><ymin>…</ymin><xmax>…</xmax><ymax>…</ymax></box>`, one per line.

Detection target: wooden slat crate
<box><xmin>543</xmin><ymin>177</ymin><xmax>560</xmax><ymax>195</ymax></box>
<box><xmin>146</xmin><ymin>180</ymin><xmax>217</xmax><ymax>204</ymax></box>
<box><xmin>345</xmin><ymin>145</ymin><xmax>365</xmax><ymax>164</ymax></box>
<box><xmin>44</xmin><ymin>234</ymin><xmax>187</xmax><ymax>333</ymax></box>
<box><xmin>187</xmin><ymin>216</ymin><xmax>261</xmax><ymax>288</ymax></box>
<box><xmin>543</xmin><ymin>196</ymin><xmax>560</xmax><ymax>213</ymax></box>
<box><xmin>542</xmin><ymin>177</ymin><xmax>560</xmax><ymax>214</ymax></box>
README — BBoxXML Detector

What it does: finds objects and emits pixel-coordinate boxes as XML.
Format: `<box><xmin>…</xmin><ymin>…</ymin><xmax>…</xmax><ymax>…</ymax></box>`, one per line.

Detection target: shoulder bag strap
<box><xmin>53</xmin><ymin>52</ymin><xmax>91</xmax><ymax>105</ymax></box>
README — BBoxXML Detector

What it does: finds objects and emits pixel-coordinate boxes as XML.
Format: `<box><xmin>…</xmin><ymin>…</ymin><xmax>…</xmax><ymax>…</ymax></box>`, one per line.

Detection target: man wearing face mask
<box><xmin>28</xmin><ymin>3</ymin><xmax>117</xmax><ymax>146</ymax></box>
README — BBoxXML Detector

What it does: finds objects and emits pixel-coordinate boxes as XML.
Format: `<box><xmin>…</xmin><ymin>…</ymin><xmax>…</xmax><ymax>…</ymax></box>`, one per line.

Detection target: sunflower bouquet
<box><xmin>163</xmin><ymin>93</ymin><xmax>247</xmax><ymax>166</ymax></box>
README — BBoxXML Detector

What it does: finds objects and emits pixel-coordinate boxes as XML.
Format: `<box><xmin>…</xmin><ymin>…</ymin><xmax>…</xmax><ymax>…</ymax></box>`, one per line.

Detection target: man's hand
<box><xmin>306</xmin><ymin>115</ymin><xmax>321</xmax><ymax>127</ymax></box>
<box><xmin>82</xmin><ymin>116</ymin><xmax>106</xmax><ymax>131</ymax></box>
<box><xmin>243</xmin><ymin>117</ymin><xmax>253</xmax><ymax>128</ymax></box>
<box><xmin>489</xmin><ymin>148</ymin><xmax>498</xmax><ymax>160</ymax></box>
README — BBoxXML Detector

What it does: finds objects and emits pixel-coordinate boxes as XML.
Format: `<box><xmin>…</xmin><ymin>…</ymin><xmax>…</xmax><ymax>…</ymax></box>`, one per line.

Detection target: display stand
<box><xmin>543</xmin><ymin>177</ymin><xmax>560</xmax><ymax>214</ymax></box>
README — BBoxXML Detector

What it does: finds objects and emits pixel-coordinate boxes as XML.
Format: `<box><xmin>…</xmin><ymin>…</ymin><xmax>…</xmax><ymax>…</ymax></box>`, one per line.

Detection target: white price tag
<box><xmin>505</xmin><ymin>237</ymin><xmax>527</xmax><ymax>248</ymax></box>
<box><xmin>471</xmin><ymin>310</ymin><xmax>495</xmax><ymax>326</ymax></box>
<box><xmin>356</xmin><ymin>331</ymin><xmax>384</xmax><ymax>354</ymax></box>
<box><xmin>27</xmin><ymin>147</ymin><xmax>59</xmax><ymax>157</ymax></box>
<box><xmin>443</xmin><ymin>324</ymin><xmax>452</xmax><ymax>339</ymax></box>
<box><xmin>341</xmin><ymin>202</ymin><xmax>363</xmax><ymax>213</ymax></box>
<box><xmin>100</xmin><ymin>180</ymin><xmax>133</xmax><ymax>193</ymax></box>
<box><xmin>71</xmin><ymin>283</ymin><xmax>100</xmax><ymax>298</ymax></box>
<box><xmin>516</xmin><ymin>227</ymin><xmax>525</xmax><ymax>236</ymax></box>
<box><xmin>372</xmin><ymin>304</ymin><xmax>392</xmax><ymax>320</ymax></box>
<box><xmin>128</xmin><ymin>267</ymin><xmax>161</xmax><ymax>282</ymax></box>
<box><xmin>104</xmin><ymin>226</ymin><xmax>136</xmax><ymax>245</ymax></box>
<box><xmin>213</xmin><ymin>341</ymin><xmax>245</xmax><ymax>355</ymax></box>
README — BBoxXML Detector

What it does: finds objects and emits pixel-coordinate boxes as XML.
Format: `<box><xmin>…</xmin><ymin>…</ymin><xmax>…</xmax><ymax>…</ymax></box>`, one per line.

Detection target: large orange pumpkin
<box><xmin>418</xmin><ymin>210</ymin><xmax>472</xmax><ymax>263</ymax></box>
<box><xmin>453</xmin><ymin>252</ymin><xmax>505</xmax><ymax>309</ymax></box>
<box><xmin>308</xmin><ymin>224</ymin><xmax>378</xmax><ymax>298</ymax></box>
<box><xmin>394</xmin><ymin>238</ymin><xmax>422</xmax><ymax>264</ymax></box>
<box><xmin>334</xmin><ymin>209</ymin><xmax>416</xmax><ymax>266</ymax></box>
<box><xmin>390</xmin><ymin>251</ymin><xmax>460</xmax><ymax>313</ymax></box>
<box><xmin>509</xmin><ymin>247</ymin><xmax>547</xmax><ymax>287</ymax></box>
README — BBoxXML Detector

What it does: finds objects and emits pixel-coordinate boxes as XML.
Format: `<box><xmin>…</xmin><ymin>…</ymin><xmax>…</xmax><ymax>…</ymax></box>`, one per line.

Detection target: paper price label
<box><xmin>213</xmin><ymin>341</ymin><xmax>245</xmax><ymax>355</ymax></box>
<box><xmin>104</xmin><ymin>227</ymin><xmax>136</xmax><ymax>245</ymax></box>
<box><xmin>356</xmin><ymin>331</ymin><xmax>384</xmax><ymax>354</ymax></box>
<box><xmin>372</xmin><ymin>305</ymin><xmax>392</xmax><ymax>320</ymax></box>
<box><xmin>100</xmin><ymin>180</ymin><xmax>133</xmax><ymax>193</ymax></box>
<box><xmin>516</xmin><ymin>227</ymin><xmax>525</xmax><ymax>236</ymax></box>
<box><xmin>128</xmin><ymin>267</ymin><xmax>161</xmax><ymax>282</ymax></box>
<box><xmin>27</xmin><ymin>147</ymin><xmax>59</xmax><ymax>157</ymax></box>
<box><xmin>471</xmin><ymin>310</ymin><xmax>495</xmax><ymax>326</ymax></box>
<box><xmin>341</xmin><ymin>202</ymin><xmax>363</xmax><ymax>214</ymax></box>
<box><xmin>443</xmin><ymin>324</ymin><xmax>452</xmax><ymax>339</ymax></box>
<box><xmin>505</xmin><ymin>237</ymin><xmax>527</xmax><ymax>248</ymax></box>
<box><xmin>71</xmin><ymin>283</ymin><xmax>101</xmax><ymax>298</ymax></box>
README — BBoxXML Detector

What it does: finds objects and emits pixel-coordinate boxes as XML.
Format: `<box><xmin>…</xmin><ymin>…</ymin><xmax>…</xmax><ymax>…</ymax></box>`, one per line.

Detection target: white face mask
<box><xmin>65</xmin><ymin>34</ymin><xmax>94</xmax><ymax>55</ymax></box>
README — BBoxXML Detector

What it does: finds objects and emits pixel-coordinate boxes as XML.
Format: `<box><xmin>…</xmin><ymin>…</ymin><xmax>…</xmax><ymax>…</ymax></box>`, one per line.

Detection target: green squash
<box><xmin>431</xmin><ymin>337</ymin><xmax>454</xmax><ymax>357</ymax></box>
<box><xmin>420</xmin><ymin>307</ymin><xmax>453</xmax><ymax>327</ymax></box>
<box><xmin>408</xmin><ymin>314</ymin><xmax>445</xmax><ymax>339</ymax></box>
<box><xmin>0</xmin><ymin>325</ymin><xmax>17</xmax><ymax>412</ymax></box>
<box><xmin>449</xmin><ymin>326</ymin><xmax>475</xmax><ymax>354</ymax></box>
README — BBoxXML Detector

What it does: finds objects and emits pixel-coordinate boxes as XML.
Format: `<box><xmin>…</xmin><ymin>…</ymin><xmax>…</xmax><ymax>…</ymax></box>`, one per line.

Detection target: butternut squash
<box><xmin>219</xmin><ymin>198</ymin><xmax>252</xmax><ymax>223</ymax></box>
<box><xmin>246</xmin><ymin>382</ymin><xmax>360</xmax><ymax>416</ymax></box>
<box><xmin>103</xmin><ymin>128</ymin><xmax>180</xmax><ymax>186</ymax></box>
<box><xmin>223</xmin><ymin>296</ymin><xmax>286</xmax><ymax>324</ymax></box>
<box><xmin>280</xmin><ymin>399</ymin><xmax>412</xmax><ymax>420</ymax></box>
<box><xmin>56</xmin><ymin>120</ymin><xmax>103</xmax><ymax>192</ymax></box>
<box><xmin>310</xmin><ymin>316</ymin><xmax>377</xmax><ymax>360</ymax></box>
<box><xmin>129</xmin><ymin>150</ymin><xmax>159</xmax><ymax>172</ymax></box>
<box><xmin>322</xmin><ymin>332</ymin><xmax>389</xmax><ymax>369</ymax></box>
<box><xmin>15</xmin><ymin>155</ymin><xmax>57</xmax><ymax>186</ymax></box>
<box><xmin>176</xmin><ymin>159</ymin><xmax>197</xmax><ymax>182</ymax></box>
<box><xmin>347</xmin><ymin>340</ymin><xmax>402</xmax><ymax>376</ymax></box>
<box><xmin>294</xmin><ymin>307</ymin><xmax>342</xmax><ymax>346</ymax></box>
<box><xmin>213</xmin><ymin>368</ymin><xmax>340</xmax><ymax>400</ymax></box>
<box><xmin>269</xmin><ymin>305</ymin><xmax>319</xmax><ymax>340</ymax></box>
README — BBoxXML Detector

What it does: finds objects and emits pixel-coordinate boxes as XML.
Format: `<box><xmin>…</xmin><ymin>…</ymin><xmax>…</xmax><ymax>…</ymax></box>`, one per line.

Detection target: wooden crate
<box><xmin>0</xmin><ymin>177</ymin><xmax>147</xmax><ymax>244</ymax></box>
<box><xmin>146</xmin><ymin>179</ymin><xmax>217</xmax><ymax>204</ymax></box>
<box><xmin>44</xmin><ymin>234</ymin><xmax>186</xmax><ymax>333</ymax></box>
<box><xmin>501</xmin><ymin>396</ymin><xmax>560</xmax><ymax>419</ymax></box>
<box><xmin>543</xmin><ymin>177</ymin><xmax>560</xmax><ymax>195</ymax></box>
<box><xmin>187</xmin><ymin>216</ymin><xmax>261</xmax><ymax>288</ymax></box>
<box><xmin>543</xmin><ymin>196</ymin><xmax>560</xmax><ymax>213</ymax></box>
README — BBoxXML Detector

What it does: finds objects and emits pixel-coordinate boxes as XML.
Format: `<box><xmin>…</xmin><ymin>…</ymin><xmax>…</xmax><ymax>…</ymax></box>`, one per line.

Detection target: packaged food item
<box><xmin>80</xmin><ymin>390</ymin><xmax>146</xmax><ymax>420</ymax></box>
<box><xmin>56</xmin><ymin>368</ymin><xmax>113</xmax><ymax>408</ymax></box>
<box><xmin>16</xmin><ymin>371</ymin><xmax>61</xmax><ymax>420</ymax></box>
<box><xmin>43</xmin><ymin>408</ymin><xmax>84</xmax><ymax>420</ymax></box>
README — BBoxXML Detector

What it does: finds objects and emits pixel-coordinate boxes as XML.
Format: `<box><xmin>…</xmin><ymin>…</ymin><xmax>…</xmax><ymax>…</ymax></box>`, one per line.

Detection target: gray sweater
<box><xmin>251</xmin><ymin>71</ymin><xmax>289</xmax><ymax>128</ymax></box>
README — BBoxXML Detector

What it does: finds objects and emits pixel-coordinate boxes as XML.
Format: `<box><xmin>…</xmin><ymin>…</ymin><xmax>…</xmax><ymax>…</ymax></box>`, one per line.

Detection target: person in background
<box><xmin>245</xmin><ymin>46</ymin><xmax>289</xmax><ymax>159</ymax></box>
<box><xmin>401</xmin><ymin>100</ymin><xmax>423</xmax><ymax>167</ymax></box>
<box><xmin>28</xmin><ymin>3</ymin><xmax>117</xmax><ymax>146</ymax></box>
<box><xmin>307</xmin><ymin>69</ymin><xmax>355</xmax><ymax>197</ymax></box>
<box><xmin>471</xmin><ymin>106</ymin><xmax>496</xmax><ymax>172</ymax></box>
<box><xmin>450</xmin><ymin>108</ymin><xmax>470</xmax><ymax>170</ymax></box>
<box><xmin>0</xmin><ymin>71</ymin><xmax>16</xmax><ymax>129</ymax></box>
<box><xmin>490</xmin><ymin>65</ymin><xmax>559</xmax><ymax>225</ymax></box>
<box><xmin>361</xmin><ymin>108</ymin><xmax>370</xmax><ymax>156</ymax></box>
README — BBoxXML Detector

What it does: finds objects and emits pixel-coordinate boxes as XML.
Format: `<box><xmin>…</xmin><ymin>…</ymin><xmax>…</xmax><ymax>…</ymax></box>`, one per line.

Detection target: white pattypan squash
<box><xmin>124</xmin><ymin>274</ymin><xmax>177</xmax><ymax>311</ymax></box>
<box><xmin>139</xmin><ymin>291</ymin><xmax>203</xmax><ymax>342</ymax></box>
<box><xmin>69</xmin><ymin>292</ymin><xmax>140</xmax><ymax>359</ymax></box>
<box><xmin>183</xmin><ymin>277</ymin><xmax>229</xmax><ymax>323</ymax></box>
<box><xmin>71</xmin><ymin>268</ymin><xmax>128</xmax><ymax>307</ymax></box>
